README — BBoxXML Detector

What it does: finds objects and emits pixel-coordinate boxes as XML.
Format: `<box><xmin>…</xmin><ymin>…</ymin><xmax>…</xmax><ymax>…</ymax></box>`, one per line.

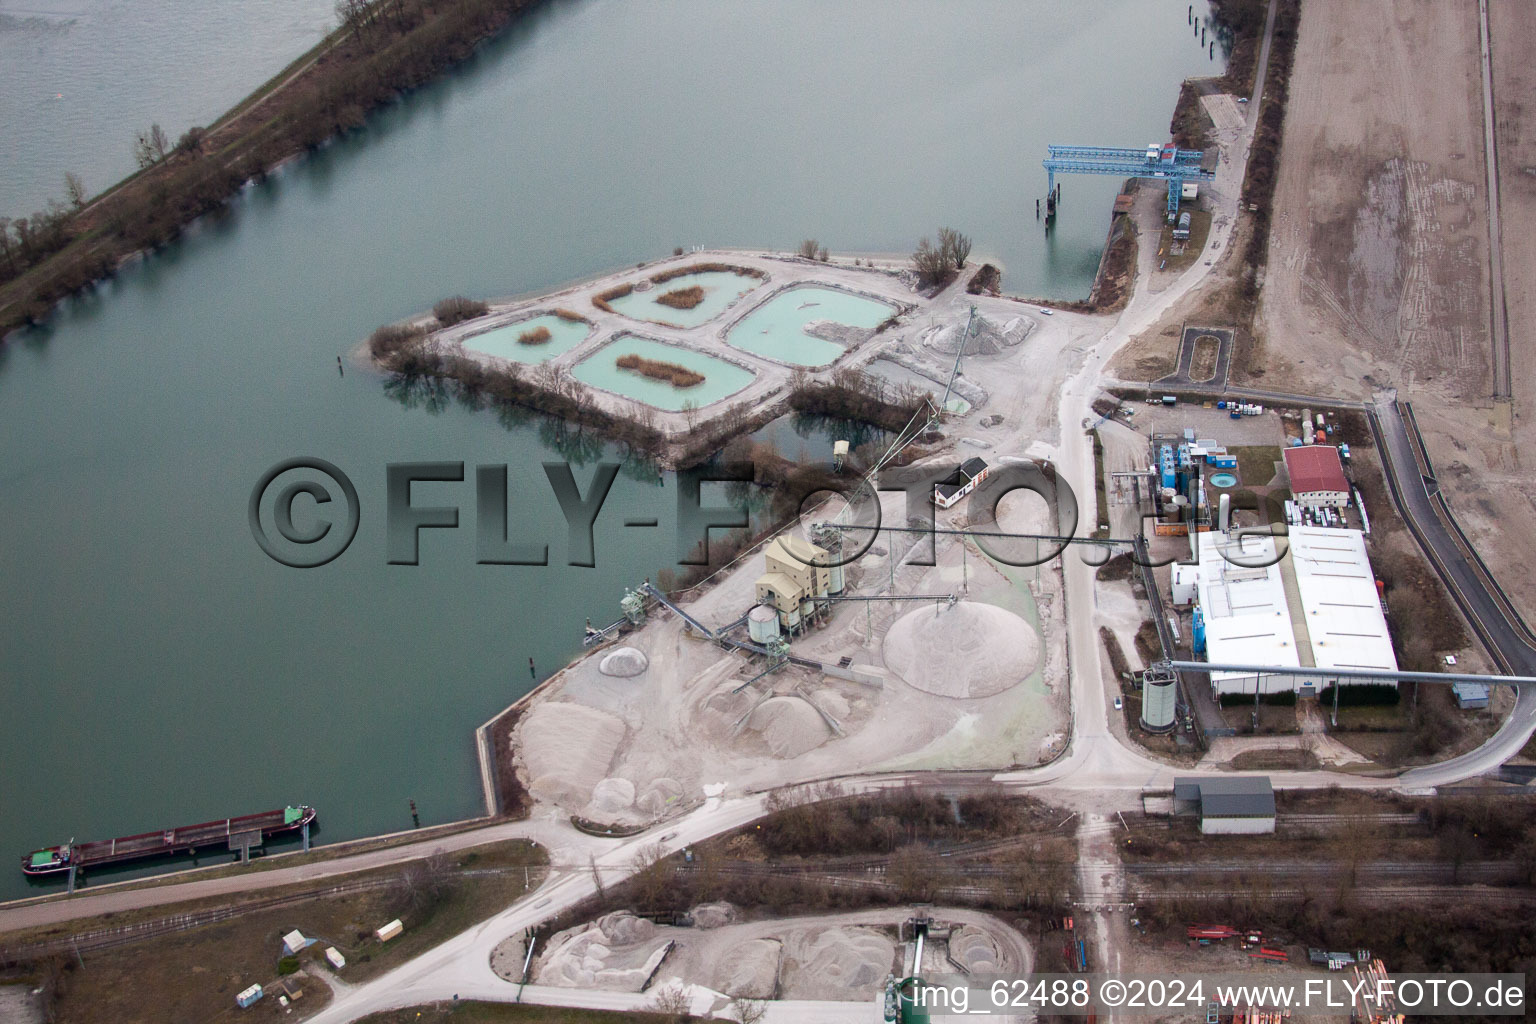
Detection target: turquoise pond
<box><xmin>572</xmin><ymin>335</ymin><xmax>755</xmax><ymax>410</ymax></box>
<box><xmin>1209</xmin><ymin>472</ymin><xmax>1238</xmax><ymax>488</ymax></box>
<box><xmin>725</xmin><ymin>286</ymin><xmax>896</xmax><ymax>366</ymax></box>
<box><xmin>606</xmin><ymin>270</ymin><xmax>763</xmax><ymax>328</ymax></box>
<box><xmin>462</xmin><ymin>313</ymin><xmax>593</xmax><ymax>363</ymax></box>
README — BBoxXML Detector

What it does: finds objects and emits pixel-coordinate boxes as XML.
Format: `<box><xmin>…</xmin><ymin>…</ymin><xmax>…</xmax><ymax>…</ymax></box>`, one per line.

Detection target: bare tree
<box><xmin>728</xmin><ymin>994</ymin><xmax>768</xmax><ymax>1024</ymax></box>
<box><xmin>63</xmin><ymin>173</ymin><xmax>87</xmax><ymax>210</ymax></box>
<box><xmin>148</xmin><ymin>124</ymin><xmax>169</xmax><ymax>162</ymax></box>
<box><xmin>938</xmin><ymin>226</ymin><xmax>972</xmax><ymax>269</ymax></box>
<box><xmin>816</xmin><ymin>244</ymin><xmax>829</xmax><ymax>262</ymax></box>
<box><xmin>911</xmin><ymin>236</ymin><xmax>948</xmax><ymax>285</ymax></box>
<box><xmin>681</xmin><ymin>398</ymin><xmax>699</xmax><ymax>432</ymax></box>
<box><xmin>797</xmin><ymin>238</ymin><xmax>819</xmax><ymax>259</ymax></box>
<box><xmin>1437</xmin><ymin>824</ymin><xmax>1478</xmax><ymax>884</ymax></box>
<box><xmin>132</xmin><ymin>130</ymin><xmax>156</xmax><ymax>169</ymax></box>
<box><xmin>647</xmin><ymin>983</ymin><xmax>693</xmax><ymax>1021</ymax></box>
<box><xmin>396</xmin><ymin>848</ymin><xmax>452</xmax><ymax>911</ymax></box>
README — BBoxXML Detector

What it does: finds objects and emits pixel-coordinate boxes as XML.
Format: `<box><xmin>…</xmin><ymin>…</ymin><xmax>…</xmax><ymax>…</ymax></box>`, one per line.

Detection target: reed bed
<box><xmin>615</xmin><ymin>353</ymin><xmax>704</xmax><ymax>388</ymax></box>
<box><xmin>655</xmin><ymin>285</ymin><xmax>705</xmax><ymax>310</ymax></box>
<box><xmin>516</xmin><ymin>325</ymin><xmax>553</xmax><ymax>345</ymax></box>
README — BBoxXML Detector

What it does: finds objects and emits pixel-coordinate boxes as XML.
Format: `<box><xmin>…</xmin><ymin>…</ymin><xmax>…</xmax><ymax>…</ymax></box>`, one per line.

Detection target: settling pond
<box><xmin>726</xmin><ymin>286</ymin><xmax>896</xmax><ymax>367</ymax></box>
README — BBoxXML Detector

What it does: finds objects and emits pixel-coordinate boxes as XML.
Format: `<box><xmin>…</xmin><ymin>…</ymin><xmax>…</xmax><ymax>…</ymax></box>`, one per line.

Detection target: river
<box><xmin>0</xmin><ymin>0</ymin><xmax>1220</xmax><ymax>899</ymax></box>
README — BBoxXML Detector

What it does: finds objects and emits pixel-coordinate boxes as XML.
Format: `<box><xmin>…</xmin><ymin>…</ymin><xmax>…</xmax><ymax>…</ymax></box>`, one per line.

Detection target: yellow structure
<box><xmin>754</xmin><ymin>536</ymin><xmax>830</xmax><ymax>629</ymax></box>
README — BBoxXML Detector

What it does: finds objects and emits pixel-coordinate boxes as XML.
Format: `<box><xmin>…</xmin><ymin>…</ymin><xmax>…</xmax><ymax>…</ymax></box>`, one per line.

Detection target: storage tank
<box><xmin>827</xmin><ymin>561</ymin><xmax>845</xmax><ymax>595</ymax></box>
<box><xmin>748</xmin><ymin>604</ymin><xmax>780</xmax><ymax>644</ymax></box>
<box><xmin>1192</xmin><ymin>605</ymin><xmax>1207</xmax><ymax>654</ymax></box>
<box><xmin>1218</xmin><ymin>493</ymin><xmax>1231</xmax><ymax>533</ymax></box>
<box><xmin>1316</xmin><ymin>413</ymin><xmax>1326</xmax><ymax>429</ymax></box>
<box><xmin>1141</xmin><ymin>668</ymin><xmax>1177</xmax><ymax>733</ymax></box>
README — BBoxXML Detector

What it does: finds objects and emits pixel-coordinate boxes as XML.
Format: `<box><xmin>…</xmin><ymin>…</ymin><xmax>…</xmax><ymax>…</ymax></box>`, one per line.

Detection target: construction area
<box><xmin>508</xmin><ymin>481</ymin><xmax>1069</xmax><ymax>826</ymax></box>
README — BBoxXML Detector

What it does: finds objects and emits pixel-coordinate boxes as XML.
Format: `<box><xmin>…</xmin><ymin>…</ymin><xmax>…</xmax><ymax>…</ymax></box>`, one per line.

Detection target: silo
<box><xmin>1140</xmin><ymin>665</ymin><xmax>1177</xmax><ymax>732</ymax></box>
<box><xmin>1218</xmin><ymin>492</ymin><xmax>1231</xmax><ymax>533</ymax></box>
<box><xmin>748</xmin><ymin>604</ymin><xmax>780</xmax><ymax>644</ymax></box>
<box><xmin>828</xmin><ymin>561</ymin><xmax>846</xmax><ymax>595</ymax></box>
<box><xmin>1192</xmin><ymin>605</ymin><xmax>1207</xmax><ymax>654</ymax></box>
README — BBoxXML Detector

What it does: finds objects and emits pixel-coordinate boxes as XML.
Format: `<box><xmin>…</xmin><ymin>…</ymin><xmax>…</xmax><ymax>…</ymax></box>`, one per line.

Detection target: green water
<box><xmin>726</xmin><ymin>286</ymin><xmax>895</xmax><ymax>366</ymax></box>
<box><xmin>572</xmin><ymin>335</ymin><xmax>755</xmax><ymax>410</ymax></box>
<box><xmin>0</xmin><ymin>0</ymin><xmax>1221</xmax><ymax>899</ymax></box>
<box><xmin>607</xmin><ymin>271</ymin><xmax>763</xmax><ymax>328</ymax></box>
<box><xmin>462</xmin><ymin>314</ymin><xmax>594</xmax><ymax>363</ymax></box>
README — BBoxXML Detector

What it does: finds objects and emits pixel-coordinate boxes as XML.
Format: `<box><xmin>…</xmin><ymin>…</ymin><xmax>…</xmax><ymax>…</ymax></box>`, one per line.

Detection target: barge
<box><xmin>22</xmin><ymin>805</ymin><xmax>316</xmax><ymax>876</ymax></box>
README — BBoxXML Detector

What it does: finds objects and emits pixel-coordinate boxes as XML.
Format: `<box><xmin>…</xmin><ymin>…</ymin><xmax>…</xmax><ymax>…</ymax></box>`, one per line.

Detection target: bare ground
<box><xmin>1256</xmin><ymin>0</ymin><xmax>1536</xmax><ymax>625</ymax></box>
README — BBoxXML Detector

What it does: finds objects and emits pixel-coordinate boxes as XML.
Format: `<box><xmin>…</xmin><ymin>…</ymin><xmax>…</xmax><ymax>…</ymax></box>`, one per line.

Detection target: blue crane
<box><xmin>1043</xmin><ymin>143</ymin><xmax>1215</xmax><ymax>215</ymax></box>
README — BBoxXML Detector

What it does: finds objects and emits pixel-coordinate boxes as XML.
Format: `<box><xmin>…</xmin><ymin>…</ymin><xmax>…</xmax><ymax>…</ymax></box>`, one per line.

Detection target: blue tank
<box><xmin>1192</xmin><ymin>605</ymin><xmax>1207</xmax><ymax>655</ymax></box>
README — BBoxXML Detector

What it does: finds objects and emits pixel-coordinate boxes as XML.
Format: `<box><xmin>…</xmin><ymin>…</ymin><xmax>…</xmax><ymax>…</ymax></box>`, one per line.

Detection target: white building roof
<box><xmin>1194</xmin><ymin>531</ymin><xmax>1299</xmax><ymax>684</ymax></box>
<box><xmin>1287</xmin><ymin>527</ymin><xmax>1397</xmax><ymax>673</ymax></box>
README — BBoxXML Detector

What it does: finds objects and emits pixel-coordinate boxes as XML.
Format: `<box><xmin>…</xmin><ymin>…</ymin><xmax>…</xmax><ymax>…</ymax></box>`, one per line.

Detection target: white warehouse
<box><xmin>1176</xmin><ymin>526</ymin><xmax>1397</xmax><ymax>697</ymax></box>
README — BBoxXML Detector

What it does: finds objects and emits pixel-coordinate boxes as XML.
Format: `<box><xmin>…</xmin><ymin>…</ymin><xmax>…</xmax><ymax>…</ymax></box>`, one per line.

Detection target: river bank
<box><xmin>0</xmin><ymin>0</ymin><xmax>548</xmax><ymax>338</ymax></box>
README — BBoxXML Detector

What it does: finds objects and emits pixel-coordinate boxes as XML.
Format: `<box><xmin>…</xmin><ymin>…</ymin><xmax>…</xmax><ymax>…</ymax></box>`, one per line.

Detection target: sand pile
<box><xmin>690</xmin><ymin>902</ymin><xmax>738</xmax><ymax>929</ymax></box>
<box><xmin>779</xmin><ymin>926</ymin><xmax>895</xmax><ymax>1000</ymax></box>
<box><xmin>713</xmin><ymin>937</ymin><xmax>782</xmax><ymax>999</ymax></box>
<box><xmin>536</xmin><ymin>912</ymin><xmax>667</xmax><ymax>991</ymax></box>
<box><xmin>519</xmin><ymin>702</ymin><xmax>626</xmax><ymax>808</ymax></box>
<box><xmin>635</xmin><ymin>776</ymin><xmax>684</xmax><ymax>817</ymax></box>
<box><xmin>926</xmin><ymin>314</ymin><xmax>1030</xmax><ymax>356</ymax></box>
<box><xmin>884</xmin><ymin>601</ymin><xmax>1040</xmax><ymax>699</ymax></box>
<box><xmin>599</xmin><ymin>647</ymin><xmax>649</xmax><ymax>677</ymax></box>
<box><xmin>949</xmin><ymin>925</ymin><xmax>1003</xmax><ymax>972</ymax></box>
<box><xmin>746</xmin><ymin>696</ymin><xmax>832</xmax><ymax>758</ymax></box>
<box><xmin>587</xmin><ymin>777</ymin><xmax>637</xmax><ymax>816</ymax></box>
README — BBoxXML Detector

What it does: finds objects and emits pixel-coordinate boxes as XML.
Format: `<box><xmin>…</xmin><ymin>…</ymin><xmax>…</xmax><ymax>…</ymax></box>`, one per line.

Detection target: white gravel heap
<box><xmin>746</xmin><ymin>696</ymin><xmax>832</xmax><ymax>758</ymax></box>
<box><xmin>599</xmin><ymin>647</ymin><xmax>649</xmax><ymax>677</ymax></box>
<box><xmin>949</xmin><ymin>925</ymin><xmax>1003</xmax><ymax>972</ymax></box>
<box><xmin>536</xmin><ymin>911</ymin><xmax>666</xmax><ymax>991</ymax></box>
<box><xmin>779</xmin><ymin>926</ymin><xmax>896</xmax><ymax>1000</ymax></box>
<box><xmin>691</xmin><ymin>902</ymin><xmax>738</xmax><ymax>929</ymax></box>
<box><xmin>925</xmin><ymin>313</ymin><xmax>1031</xmax><ymax>356</ymax></box>
<box><xmin>883</xmin><ymin>601</ymin><xmax>1040</xmax><ymax>699</ymax></box>
<box><xmin>714</xmin><ymin>937</ymin><xmax>782</xmax><ymax>999</ymax></box>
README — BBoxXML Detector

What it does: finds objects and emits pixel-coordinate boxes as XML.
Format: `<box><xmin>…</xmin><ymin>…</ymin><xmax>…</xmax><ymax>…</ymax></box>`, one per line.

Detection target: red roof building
<box><xmin>1282</xmin><ymin>445</ymin><xmax>1349</xmax><ymax>508</ymax></box>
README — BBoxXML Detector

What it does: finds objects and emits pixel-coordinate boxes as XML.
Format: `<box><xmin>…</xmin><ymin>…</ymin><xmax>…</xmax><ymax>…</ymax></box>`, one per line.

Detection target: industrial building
<box><xmin>1173</xmin><ymin>776</ymin><xmax>1276</xmax><ymax>834</ymax></box>
<box><xmin>1173</xmin><ymin>526</ymin><xmax>1397</xmax><ymax>697</ymax></box>
<box><xmin>1452</xmin><ymin>682</ymin><xmax>1491</xmax><ymax>710</ymax></box>
<box><xmin>933</xmin><ymin>457</ymin><xmax>991</xmax><ymax>509</ymax></box>
<box><xmin>754</xmin><ymin>535</ymin><xmax>836</xmax><ymax>633</ymax></box>
<box><xmin>1282</xmin><ymin>444</ymin><xmax>1350</xmax><ymax>509</ymax></box>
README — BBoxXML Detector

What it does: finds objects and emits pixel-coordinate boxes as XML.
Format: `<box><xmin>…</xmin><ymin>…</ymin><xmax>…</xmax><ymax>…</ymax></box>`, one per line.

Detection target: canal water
<box><xmin>0</xmin><ymin>0</ymin><xmax>1220</xmax><ymax>899</ymax></box>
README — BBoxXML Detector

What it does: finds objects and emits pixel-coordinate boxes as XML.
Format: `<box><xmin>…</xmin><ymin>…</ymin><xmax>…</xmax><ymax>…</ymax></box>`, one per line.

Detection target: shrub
<box><xmin>615</xmin><ymin>353</ymin><xmax>704</xmax><ymax>388</ymax></box>
<box><xmin>797</xmin><ymin>239</ymin><xmax>820</xmax><ymax>259</ymax></box>
<box><xmin>432</xmin><ymin>295</ymin><xmax>489</xmax><ymax>327</ymax></box>
<box><xmin>551</xmin><ymin>307</ymin><xmax>589</xmax><ymax>322</ymax></box>
<box><xmin>1219</xmin><ymin>690</ymin><xmax>1297</xmax><ymax>707</ymax></box>
<box><xmin>655</xmin><ymin>285</ymin><xmax>705</xmax><ymax>309</ymax></box>
<box><xmin>517</xmin><ymin>325</ymin><xmax>552</xmax><ymax>345</ymax></box>
<box><xmin>368</xmin><ymin>323</ymin><xmax>426</xmax><ymax>361</ymax></box>
<box><xmin>592</xmin><ymin>282</ymin><xmax>633</xmax><ymax>313</ymax></box>
<box><xmin>278</xmin><ymin>956</ymin><xmax>300</xmax><ymax>975</ymax></box>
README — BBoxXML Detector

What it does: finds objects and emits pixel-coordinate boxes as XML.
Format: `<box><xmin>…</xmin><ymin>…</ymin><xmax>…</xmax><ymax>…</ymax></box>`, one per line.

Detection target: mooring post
<box><xmin>302</xmin><ymin>820</ymin><xmax>311</xmax><ymax>853</ymax></box>
<box><xmin>67</xmin><ymin>864</ymin><xmax>77</xmax><ymax>894</ymax></box>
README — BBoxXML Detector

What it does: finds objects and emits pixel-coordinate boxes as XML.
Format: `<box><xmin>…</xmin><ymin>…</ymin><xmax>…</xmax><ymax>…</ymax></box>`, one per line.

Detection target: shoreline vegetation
<box><xmin>517</xmin><ymin>325</ymin><xmax>552</xmax><ymax>345</ymax></box>
<box><xmin>0</xmin><ymin>0</ymin><xmax>547</xmax><ymax>339</ymax></box>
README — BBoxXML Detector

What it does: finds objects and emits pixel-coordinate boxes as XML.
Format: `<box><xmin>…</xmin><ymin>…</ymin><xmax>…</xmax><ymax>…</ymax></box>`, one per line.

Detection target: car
<box><xmin>1237</xmin><ymin>96</ymin><xmax>1249</xmax><ymax>103</ymax></box>
<box><xmin>1113</xmin><ymin>696</ymin><xmax>1123</xmax><ymax>710</ymax></box>
<box><xmin>1038</xmin><ymin>307</ymin><xmax>1053</xmax><ymax>315</ymax></box>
